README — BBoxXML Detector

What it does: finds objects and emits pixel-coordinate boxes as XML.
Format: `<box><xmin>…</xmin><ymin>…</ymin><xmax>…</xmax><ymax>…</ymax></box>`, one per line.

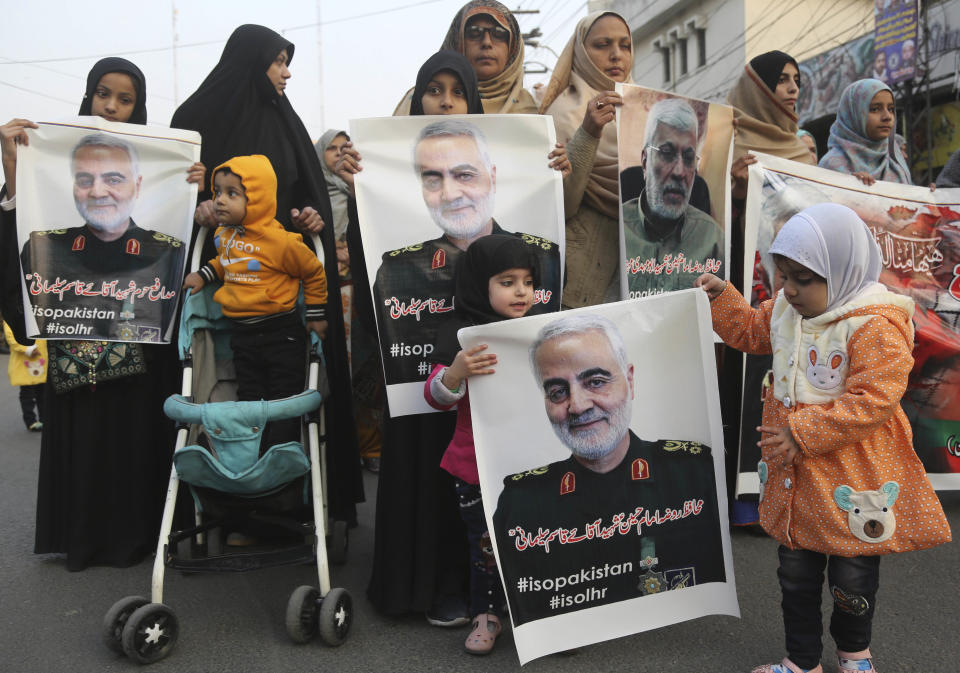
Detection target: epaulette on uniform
<box><xmin>504</xmin><ymin>465</ymin><xmax>551</xmax><ymax>483</ymax></box>
<box><xmin>151</xmin><ymin>231</ymin><xmax>183</xmax><ymax>248</ymax></box>
<box><xmin>33</xmin><ymin>229</ymin><xmax>68</xmax><ymax>237</ymax></box>
<box><xmin>658</xmin><ymin>439</ymin><xmax>711</xmax><ymax>457</ymax></box>
<box><xmin>516</xmin><ymin>233</ymin><xmax>554</xmax><ymax>251</ymax></box>
<box><xmin>384</xmin><ymin>243</ymin><xmax>426</xmax><ymax>259</ymax></box>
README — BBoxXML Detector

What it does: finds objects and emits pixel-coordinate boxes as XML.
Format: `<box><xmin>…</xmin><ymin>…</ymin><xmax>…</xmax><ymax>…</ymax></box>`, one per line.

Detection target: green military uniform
<box><xmin>493</xmin><ymin>431</ymin><xmax>725</xmax><ymax>626</ymax></box>
<box><xmin>20</xmin><ymin>221</ymin><xmax>185</xmax><ymax>342</ymax></box>
<box><xmin>372</xmin><ymin>221</ymin><xmax>560</xmax><ymax>385</ymax></box>
<box><xmin>622</xmin><ymin>194</ymin><xmax>724</xmax><ymax>298</ymax></box>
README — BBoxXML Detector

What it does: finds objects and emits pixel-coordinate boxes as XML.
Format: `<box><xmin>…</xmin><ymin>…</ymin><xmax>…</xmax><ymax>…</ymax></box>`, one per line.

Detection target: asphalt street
<box><xmin>0</xmin><ymin>354</ymin><xmax>957</xmax><ymax>672</ymax></box>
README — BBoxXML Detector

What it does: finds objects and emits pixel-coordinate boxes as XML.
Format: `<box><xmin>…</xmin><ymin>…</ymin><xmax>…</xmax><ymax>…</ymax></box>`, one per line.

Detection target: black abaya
<box><xmin>171</xmin><ymin>24</ymin><xmax>363</xmax><ymax>523</ymax></box>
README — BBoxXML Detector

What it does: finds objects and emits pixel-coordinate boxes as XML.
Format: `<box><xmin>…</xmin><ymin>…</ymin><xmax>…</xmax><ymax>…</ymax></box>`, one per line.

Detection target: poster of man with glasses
<box><xmin>616</xmin><ymin>85</ymin><xmax>734</xmax><ymax>298</ymax></box>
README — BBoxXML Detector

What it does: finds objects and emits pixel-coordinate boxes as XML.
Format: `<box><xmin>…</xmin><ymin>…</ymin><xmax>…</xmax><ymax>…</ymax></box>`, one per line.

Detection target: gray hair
<box><xmin>529</xmin><ymin>313</ymin><xmax>630</xmax><ymax>384</ymax></box>
<box><xmin>642</xmin><ymin>97</ymin><xmax>699</xmax><ymax>151</ymax></box>
<box><xmin>412</xmin><ymin>119</ymin><xmax>493</xmax><ymax>174</ymax></box>
<box><xmin>71</xmin><ymin>133</ymin><xmax>140</xmax><ymax>178</ymax></box>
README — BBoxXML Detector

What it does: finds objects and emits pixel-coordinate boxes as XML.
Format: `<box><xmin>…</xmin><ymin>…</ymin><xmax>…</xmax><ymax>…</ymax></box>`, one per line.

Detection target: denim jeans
<box><xmin>777</xmin><ymin>545</ymin><xmax>880</xmax><ymax>670</ymax></box>
<box><xmin>454</xmin><ymin>480</ymin><xmax>505</xmax><ymax>618</ymax></box>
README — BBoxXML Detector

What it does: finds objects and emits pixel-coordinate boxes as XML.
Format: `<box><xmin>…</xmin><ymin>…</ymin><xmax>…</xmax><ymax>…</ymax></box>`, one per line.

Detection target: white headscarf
<box><xmin>768</xmin><ymin>203</ymin><xmax>883</xmax><ymax>312</ymax></box>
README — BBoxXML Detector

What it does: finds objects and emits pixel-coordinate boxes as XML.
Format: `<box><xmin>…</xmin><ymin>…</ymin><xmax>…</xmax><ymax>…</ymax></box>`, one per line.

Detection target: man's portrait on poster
<box><xmin>493</xmin><ymin>313</ymin><xmax>725</xmax><ymax>626</ymax></box>
<box><xmin>20</xmin><ymin>132</ymin><xmax>184</xmax><ymax>342</ymax></box>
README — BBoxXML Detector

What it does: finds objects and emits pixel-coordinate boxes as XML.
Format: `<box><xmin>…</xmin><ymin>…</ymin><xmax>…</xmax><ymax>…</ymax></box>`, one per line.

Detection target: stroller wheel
<box><xmin>328</xmin><ymin>520</ymin><xmax>349</xmax><ymax>566</ymax></box>
<box><xmin>286</xmin><ymin>585</ymin><xmax>320</xmax><ymax>643</ymax></box>
<box><xmin>102</xmin><ymin>596</ymin><xmax>149</xmax><ymax>653</ymax></box>
<box><xmin>121</xmin><ymin>603</ymin><xmax>179</xmax><ymax>664</ymax></box>
<box><xmin>318</xmin><ymin>588</ymin><xmax>352</xmax><ymax>646</ymax></box>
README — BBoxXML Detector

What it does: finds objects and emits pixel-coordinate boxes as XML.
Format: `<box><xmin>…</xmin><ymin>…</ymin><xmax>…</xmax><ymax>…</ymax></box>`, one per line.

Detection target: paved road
<box><xmin>0</xmin><ymin>353</ymin><xmax>957</xmax><ymax>672</ymax></box>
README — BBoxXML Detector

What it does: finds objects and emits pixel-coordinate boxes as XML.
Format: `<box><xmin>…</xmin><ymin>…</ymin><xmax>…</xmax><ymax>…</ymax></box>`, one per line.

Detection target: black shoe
<box><xmin>425</xmin><ymin>595</ymin><xmax>470</xmax><ymax>627</ymax></box>
<box><xmin>362</xmin><ymin>456</ymin><xmax>381</xmax><ymax>474</ymax></box>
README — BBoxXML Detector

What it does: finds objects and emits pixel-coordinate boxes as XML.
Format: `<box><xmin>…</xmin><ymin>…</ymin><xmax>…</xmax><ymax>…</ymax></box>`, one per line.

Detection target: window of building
<box><xmin>661</xmin><ymin>45</ymin><xmax>671</xmax><ymax>83</ymax></box>
<box><xmin>696</xmin><ymin>28</ymin><xmax>706</xmax><ymax>68</ymax></box>
<box><xmin>678</xmin><ymin>37</ymin><xmax>688</xmax><ymax>76</ymax></box>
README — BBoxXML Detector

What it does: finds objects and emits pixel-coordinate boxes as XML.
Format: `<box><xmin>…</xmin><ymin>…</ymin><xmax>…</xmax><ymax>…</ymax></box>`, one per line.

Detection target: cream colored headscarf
<box><xmin>392</xmin><ymin>1</ymin><xmax>537</xmax><ymax>116</ymax></box>
<box><xmin>539</xmin><ymin>11</ymin><xmax>632</xmax><ymax>219</ymax></box>
<box><xmin>726</xmin><ymin>64</ymin><xmax>815</xmax><ymax>165</ymax></box>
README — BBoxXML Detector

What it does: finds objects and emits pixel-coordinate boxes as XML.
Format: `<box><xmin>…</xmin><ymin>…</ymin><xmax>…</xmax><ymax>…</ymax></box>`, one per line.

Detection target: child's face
<box><xmin>488</xmin><ymin>267</ymin><xmax>534</xmax><ymax>319</ymax></box>
<box><xmin>213</xmin><ymin>171</ymin><xmax>247</xmax><ymax>226</ymax></box>
<box><xmin>865</xmin><ymin>89</ymin><xmax>896</xmax><ymax>141</ymax></box>
<box><xmin>774</xmin><ymin>256</ymin><xmax>828</xmax><ymax>318</ymax></box>
<box><xmin>420</xmin><ymin>70</ymin><xmax>469</xmax><ymax>115</ymax></box>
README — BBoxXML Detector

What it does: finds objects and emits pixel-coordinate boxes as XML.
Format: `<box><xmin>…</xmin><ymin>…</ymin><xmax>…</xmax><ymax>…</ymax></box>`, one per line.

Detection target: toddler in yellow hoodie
<box><xmin>184</xmin><ymin>154</ymin><xmax>327</xmax><ymax>447</ymax></box>
<box><xmin>4</xmin><ymin>320</ymin><xmax>47</xmax><ymax>431</ymax></box>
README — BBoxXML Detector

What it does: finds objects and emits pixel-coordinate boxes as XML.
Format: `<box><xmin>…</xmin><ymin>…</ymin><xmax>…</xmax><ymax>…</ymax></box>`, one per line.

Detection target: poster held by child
<box><xmin>695</xmin><ymin>203</ymin><xmax>952</xmax><ymax>673</ymax></box>
<box><xmin>424</xmin><ymin>234</ymin><xmax>540</xmax><ymax>655</ymax></box>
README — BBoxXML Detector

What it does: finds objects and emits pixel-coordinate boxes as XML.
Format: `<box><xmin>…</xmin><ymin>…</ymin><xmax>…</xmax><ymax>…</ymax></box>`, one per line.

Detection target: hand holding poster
<box><xmin>351</xmin><ymin>114</ymin><xmax>564</xmax><ymax>416</ymax></box>
<box><xmin>616</xmin><ymin>84</ymin><xmax>733</xmax><ymax>299</ymax></box>
<box><xmin>741</xmin><ymin>153</ymin><xmax>960</xmax><ymax>491</ymax></box>
<box><xmin>16</xmin><ymin>118</ymin><xmax>200</xmax><ymax>343</ymax></box>
<box><xmin>462</xmin><ymin>290</ymin><xmax>737</xmax><ymax>663</ymax></box>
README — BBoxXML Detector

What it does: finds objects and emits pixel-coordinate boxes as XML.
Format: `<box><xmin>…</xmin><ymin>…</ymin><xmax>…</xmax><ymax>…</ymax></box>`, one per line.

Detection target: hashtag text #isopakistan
<box><xmin>508</xmin><ymin>499</ymin><xmax>704</xmax><ymax>554</ymax></box>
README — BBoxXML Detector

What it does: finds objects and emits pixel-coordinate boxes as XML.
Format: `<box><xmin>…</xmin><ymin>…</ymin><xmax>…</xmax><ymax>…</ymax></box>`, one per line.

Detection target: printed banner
<box><xmin>351</xmin><ymin>114</ymin><xmax>564</xmax><ymax>417</ymax></box>
<box><xmin>874</xmin><ymin>0</ymin><xmax>918</xmax><ymax>85</ymax></box>
<box><xmin>740</xmin><ymin>153</ymin><xmax>960</xmax><ymax>493</ymax></box>
<box><xmin>16</xmin><ymin>118</ymin><xmax>200</xmax><ymax>343</ymax></box>
<box><xmin>462</xmin><ymin>290</ymin><xmax>737</xmax><ymax>663</ymax></box>
<box><xmin>615</xmin><ymin>83</ymin><xmax>733</xmax><ymax>299</ymax></box>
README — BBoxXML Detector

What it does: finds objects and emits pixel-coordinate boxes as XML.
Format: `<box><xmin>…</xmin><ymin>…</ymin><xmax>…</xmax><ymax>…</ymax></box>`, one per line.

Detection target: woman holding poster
<box><xmin>171</xmin><ymin>24</ymin><xmax>363</xmax><ymax>527</ymax></box>
<box><xmin>0</xmin><ymin>58</ymin><xmax>199</xmax><ymax>571</ymax></box>
<box><xmin>540</xmin><ymin>11</ymin><xmax>634</xmax><ymax>308</ymax></box>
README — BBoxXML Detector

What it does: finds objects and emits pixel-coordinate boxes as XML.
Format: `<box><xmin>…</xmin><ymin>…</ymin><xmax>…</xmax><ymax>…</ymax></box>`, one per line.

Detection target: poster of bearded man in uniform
<box><xmin>460</xmin><ymin>289</ymin><xmax>737</xmax><ymax>664</ymax></box>
<box><xmin>15</xmin><ymin>118</ymin><xmax>200</xmax><ymax>343</ymax></box>
<box><xmin>351</xmin><ymin>115</ymin><xmax>564</xmax><ymax>417</ymax></box>
<box><xmin>616</xmin><ymin>84</ymin><xmax>734</xmax><ymax>300</ymax></box>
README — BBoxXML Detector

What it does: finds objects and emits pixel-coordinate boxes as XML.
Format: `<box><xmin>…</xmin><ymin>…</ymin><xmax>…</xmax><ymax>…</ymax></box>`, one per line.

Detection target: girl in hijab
<box><xmin>393</xmin><ymin>1</ymin><xmax>537</xmax><ymax>115</ymax></box>
<box><xmin>425</xmin><ymin>234</ymin><xmax>539</xmax><ymax>654</ymax></box>
<box><xmin>0</xmin><ymin>58</ymin><xmax>201</xmax><ymax>571</ymax></box>
<box><xmin>539</xmin><ymin>10</ymin><xmax>633</xmax><ymax>308</ymax></box>
<box><xmin>696</xmin><ymin>203</ymin><xmax>950</xmax><ymax>673</ymax></box>
<box><xmin>171</xmin><ymin>24</ymin><xmax>364</xmax><ymax>527</ymax></box>
<box><xmin>819</xmin><ymin>79</ymin><xmax>912</xmax><ymax>186</ymax></box>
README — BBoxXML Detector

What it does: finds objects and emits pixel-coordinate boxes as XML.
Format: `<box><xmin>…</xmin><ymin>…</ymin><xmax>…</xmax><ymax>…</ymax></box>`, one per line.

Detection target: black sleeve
<box><xmin>0</xmin><ymin>196</ymin><xmax>30</xmax><ymax>344</ymax></box>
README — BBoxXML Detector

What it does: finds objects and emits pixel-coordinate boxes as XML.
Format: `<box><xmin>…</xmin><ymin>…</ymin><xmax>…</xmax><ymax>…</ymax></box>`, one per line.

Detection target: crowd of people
<box><xmin>1</xmin><ymin>3</ymin><xmax>956</xmax><ymax>671</ymax></box>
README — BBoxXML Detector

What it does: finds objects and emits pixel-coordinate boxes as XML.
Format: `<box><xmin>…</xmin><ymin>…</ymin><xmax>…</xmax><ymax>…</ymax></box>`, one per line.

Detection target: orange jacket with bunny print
<box><xmin>711</xmin><ymin>282</ymin><xmax>950</xmax><ymax>556</ymax></box>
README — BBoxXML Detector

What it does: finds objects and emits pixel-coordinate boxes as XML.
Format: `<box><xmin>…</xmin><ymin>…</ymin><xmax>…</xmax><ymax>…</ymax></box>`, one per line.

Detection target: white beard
<box><xmin>646</xmin><ymin>174</ymin><xmax>692</xmax><ymax>221</ymax></box>
<box><xmin>77</xmin><ymin>197</ymin><xmax>133</xmax><ymax>234</ymax></box>
<box><xmin>551</xmin><ymin>397</ymin><xmax>632</xmax><ymax>460</ymax></box>
<box><xmin>428</xmin><ymin>190</ymin><xmax>495</xmax><ymax>240</ymax></box>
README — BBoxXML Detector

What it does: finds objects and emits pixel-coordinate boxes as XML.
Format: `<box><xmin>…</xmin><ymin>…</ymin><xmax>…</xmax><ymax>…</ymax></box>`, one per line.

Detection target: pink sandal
<box><xmin>838</xmin><ymin>648</ymin><xmax>877</xmax><ymax>672</ymax></box>
<box><xmin>751</xmin><ymin>659</ymin><xmax>823</xmax><ymax>673</ymax></box>
<box><xmin>464</xmin><ymin>613</ymin><xmax>501</xmax><ymax>655</ymax></box>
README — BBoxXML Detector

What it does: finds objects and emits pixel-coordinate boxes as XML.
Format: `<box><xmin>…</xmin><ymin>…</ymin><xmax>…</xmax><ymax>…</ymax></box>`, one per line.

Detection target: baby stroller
<box><xmin>102</xmin><ymin>232</ymin><xmax>352</xmax><ymax>664</ymax></box>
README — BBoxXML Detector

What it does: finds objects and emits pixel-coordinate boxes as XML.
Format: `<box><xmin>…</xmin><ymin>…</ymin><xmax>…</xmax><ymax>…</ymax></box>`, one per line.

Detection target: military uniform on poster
<box><xmin>373</xmin><ymin>221</ymin><xmax>560</xmax><ymax>385</ymax></box>
<box><xmin>20</xmin><ymin>221</ymin><xmax>185</xmax><ymax>341</ymax></box>
<box><xmin>493</xmin><ymin>431</ymin><xmax>726</xmax><ymax>626</ymax></box>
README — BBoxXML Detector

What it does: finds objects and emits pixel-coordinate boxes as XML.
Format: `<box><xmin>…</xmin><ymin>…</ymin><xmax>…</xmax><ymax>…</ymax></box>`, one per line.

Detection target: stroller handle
<box><xmin>164</xmin><ymin>390</ymin><xmax>322</xmax><ymax>425</ymax></box>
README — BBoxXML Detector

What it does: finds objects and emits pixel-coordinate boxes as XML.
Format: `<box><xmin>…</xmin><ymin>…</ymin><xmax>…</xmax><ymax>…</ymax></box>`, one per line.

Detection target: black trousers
<box><xmin>454</xmin><ymin>480</ymin><xmax>506</xmax><ymax>618</ymax></box>
<box><xmin>777</xmin><ymin>545</ymin><xmax>880</xmax><ymax>670</ymax></box>
<box><xmin>230</xmin><ymin>313</ymin><xmax>306</xmax><ymax>450</ymax></box>
<box><xmin>19</xmin><ymin>383</ymin><xmax>44</xmax><ymax>426</ymax></box>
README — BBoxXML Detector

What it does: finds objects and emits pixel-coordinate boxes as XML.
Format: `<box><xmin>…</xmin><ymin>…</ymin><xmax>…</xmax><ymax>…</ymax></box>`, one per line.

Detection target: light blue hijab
<box><xmin>819</xmin><ymin>78</ymin><xmax>912</xmax><ymax>184</ymax></box>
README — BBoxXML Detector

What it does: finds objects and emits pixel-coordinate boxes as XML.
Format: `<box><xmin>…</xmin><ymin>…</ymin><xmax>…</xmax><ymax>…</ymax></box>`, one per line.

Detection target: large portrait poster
<box><xmin>740</xmin><ymin>153</ymin><xmax>960</xmax><ymax>494</ymax></box>
<box><xmin>351</xmin><ymin>114</ymin><xmax>564</xmax><ymax>417</ymax></box>
<box><xmin>615</xmin><ymin>83</ymin><xmax>733</xmax><ymax>299</ymax></box>
<box><xmin>462</xmin><ymin>290</ymin><xmax>737</xmax><ymax>663</ymax></box>
<box><xmin>16</xmin><ymin>118</ymin><xmax>200</xmax><ymax>343</ymax></box>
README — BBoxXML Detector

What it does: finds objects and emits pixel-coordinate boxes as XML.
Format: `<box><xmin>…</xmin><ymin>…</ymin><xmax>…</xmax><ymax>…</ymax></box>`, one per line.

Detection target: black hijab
<box><xmin>172</xmin><ymin>24</ymin><xmax>363</xmax><ymax>520</ymax></box>
<box><xmin>171</xmin><ymin>24</ymin><xmax>307</xmax><ymax>227</ymax></box>
<box><xmin>410</xmin><ymin>50</ymin><xmax>484</xmax><ymax>116</ymax></box>
<box><xmin>78</xmin><ymin>57</ymin><xmax>147</xmax><ymax>125</ymax></box>
<box><xmin>433</xmin><ymin>235</ymin><xmax>540</xmax><ymax>364</ymax></box>
<box><xmin>749</xmin><ymin>50</ymin><xmax>799</xmax><ymax>93</ymax></box>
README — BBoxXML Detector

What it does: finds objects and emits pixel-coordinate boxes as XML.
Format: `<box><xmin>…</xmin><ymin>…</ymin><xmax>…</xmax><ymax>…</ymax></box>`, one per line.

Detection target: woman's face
<box><xmin>89</xmin><ymin>72</ymin><xmax>137</xmax><ymax>123</ymax></box>
<box><xmin>266</xmin><ymin>49</ymin><xmax>291</xmax><ymax>96</ymax></box>
<box><xmin>323</xmin><ymin>133</ymin><xmax>349</xmax><ymax>172</ymax></box>
<box><xmin>463</xmin><ymin>15</ymin><xmax>511</xmax><ymax>81</ymax></box>
<box><xmin>774</xmin><ymin>63</ymin><xmax>801</xmax><ymax>112</ymax></box>
<box><xmin>584</xmin><ymin>15</ymin><xmax>632</xmax><ymax>82</ymax></box>
<box><xmin>865</xmin><ymin>89</ymin><xmax>896</xmax><ymax>141</ymax></box>
<box><xmin>420</xmin><ymin>70</ymin><xmax>469</xmax><ymax>115</ymax></box>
